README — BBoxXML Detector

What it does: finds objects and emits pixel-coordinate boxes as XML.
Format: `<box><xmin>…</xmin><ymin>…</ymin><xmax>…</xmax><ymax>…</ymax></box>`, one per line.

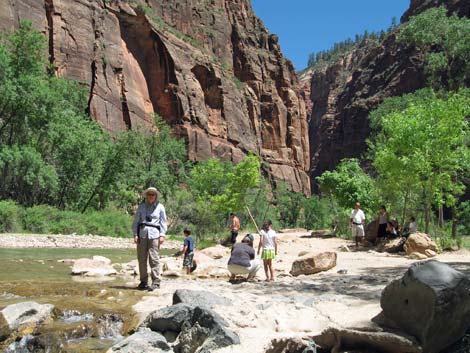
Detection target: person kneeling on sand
<box><xmin>227</xmin><ymin>234</ymin><xmax>260</xmax><ymax>281</ymax></box>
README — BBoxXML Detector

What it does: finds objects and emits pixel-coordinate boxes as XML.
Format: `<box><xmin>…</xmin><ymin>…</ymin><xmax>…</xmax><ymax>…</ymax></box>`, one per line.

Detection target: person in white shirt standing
<box><xmin>350</xmin><ymin>202</ymin><xmax>366</xmax><ymax>248</ymax></box>
<box><xmin>132</xmin><ymin>187</ymin><xmax>167</xmax><ymax>291</ymax></box>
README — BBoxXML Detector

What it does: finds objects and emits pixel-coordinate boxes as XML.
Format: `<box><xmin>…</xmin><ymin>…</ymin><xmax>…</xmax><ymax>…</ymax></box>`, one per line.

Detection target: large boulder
<box><xmin>290</xmin><ymin>252</ymin><xmax>337</xmax><ymax>276</ymax></box>
<box><xmin>200</xmin><ymin>246</ymin><xmax>229</xmax><ymax>260</ymax></box>
<box><xmin>0</xmin><ymin>302</ymin><xmax>54</xmax><ymax>340</ymax></box>
<box><xmin>143</xmin><ymin>303</ymin><xmax>239</xmax><ymax>353</ymax></box>
<box><xmin>365</xmin><ymin>220</ymin><xmax>379</xmax><ymax>242</ymax></box>
<box><xmin>106</xmin><ymin>328</ymin><xmax>171</xmax><ymax>353</ymax></box>
<box><xmin>72</xmin><ymin>258</ymin><xmax>117</xmax><ymax>276</ymax></box>
<box><xmin>403</xmin><ymin>233</ymin><xmax>438</xmax><ymax>256</ymax></box>
<box><xmin>172</xmin><ymin>290</ymin><xmax>231</xmax><ymax>308</ymax></box>
<box><xmin>380</xmin><ymin>260</ymin><xmax>470</xmax><ymax>353</ymax></box>
<box><xmin>379</xmin><ymin>237</ymin><xmax>406</xmax><ymax>253</ymax></box>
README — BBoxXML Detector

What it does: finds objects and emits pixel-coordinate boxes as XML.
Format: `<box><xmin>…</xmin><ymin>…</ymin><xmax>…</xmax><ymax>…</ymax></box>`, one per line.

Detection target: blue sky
<box><xmin>251</xmin><ymin>0</ymin><xmax>410</xmax><ymax>70</ymax></box>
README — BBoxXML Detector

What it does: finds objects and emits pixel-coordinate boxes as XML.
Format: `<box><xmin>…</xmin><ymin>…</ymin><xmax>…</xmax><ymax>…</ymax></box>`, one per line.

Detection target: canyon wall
<box><xmin>305</xmin><ymin>0</ymin><xmax>468</xmax><ymax>189</ymax></box>
<box><xmin>0</xmin><ymin>0</ymin><xmax>310</xmax><ymax>194</ymax></box>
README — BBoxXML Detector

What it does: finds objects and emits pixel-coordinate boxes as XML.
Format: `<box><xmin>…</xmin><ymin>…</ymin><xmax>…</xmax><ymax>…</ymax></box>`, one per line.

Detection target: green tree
<box><xmin>274</xmin><ymin>182</ymin><xmax>305</xmax><ymax>228</ymax></box>
<box><xmin>397</xmin><ymin>7</ymin><xmax>470</xmax><ymax>89</ymax></box>
<box><xmin>0</xmin><ymin>21</ymin><xmax>113</xmax><ymax>208</ymax></box>
<box><xmin>368</xmin><ymin>89</ymin><xmax>470</xmax><ymax>233</ymax></box>
<box><xmin>316</xmin><ymin>158</ymin><xmax>378</xmax><ymax>217</ymax></box>
<box><xmin>188</xmin><ymin>155</ymin><xmax>261</xmax><ymax>238</ymax></box>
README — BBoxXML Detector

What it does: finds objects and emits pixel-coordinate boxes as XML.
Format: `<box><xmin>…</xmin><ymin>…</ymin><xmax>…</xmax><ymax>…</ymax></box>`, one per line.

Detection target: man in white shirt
<box><xmin>350</xmin><ymin>202</ymin><xmax>366</xmax><ymax>248</ymax></box>
<box><xmin>132</xmin><ymin>187</ymin><xmax>167</xmax><ymax>291</ymax></box>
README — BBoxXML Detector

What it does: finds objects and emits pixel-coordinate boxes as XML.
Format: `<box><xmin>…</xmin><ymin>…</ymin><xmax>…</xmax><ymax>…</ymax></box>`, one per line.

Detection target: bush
<box><xmin>274</xmin><ymin>182</ymin><xmax>305</xmax><ymax>228</ymax></box>
<box><xmin>84</xmin><ymin>208</ymin><xmax>132</xmax><ymax>238</ymax></box>
<box><xmin>303</xmin><ymin>195</ymin><xmax>333</xmax><ymax>231</ymax></box>
<box><xmin>22</xmin><ymin>204</ymin><xmax>59</xmax><ymax>233</ymax></box>
<box><xmin>21</xmin><ymin>203</ymin><xmax>131</xmax><ymax>237</ymax></box>
<box><xmin>0</xmin><ymin>200</ymin><xmax>23</xmax><ymax>232</ymax></box>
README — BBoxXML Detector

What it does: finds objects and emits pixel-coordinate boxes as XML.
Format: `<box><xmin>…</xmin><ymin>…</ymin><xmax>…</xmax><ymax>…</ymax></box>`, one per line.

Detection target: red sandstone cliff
<box><xmin>306</xmin><ymin>0</ymin><xmax>468</xmax><ymax>188</ymax></box>
<box><xmin>0</xmin><ymin>0</ymin><xmax>310</xmax><ymax>194</ymax></box>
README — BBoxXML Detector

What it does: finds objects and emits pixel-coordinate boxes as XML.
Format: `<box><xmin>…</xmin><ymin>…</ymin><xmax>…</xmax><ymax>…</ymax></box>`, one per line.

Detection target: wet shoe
<box><xmin>137</xmin><ymin>282</ymin><xmax>148</xmax><ymax>290</ymax></box>
<box><xmin>147</xmin><ymin>283</ymin><xmax>160</xmax><ymax>292</ymax></box>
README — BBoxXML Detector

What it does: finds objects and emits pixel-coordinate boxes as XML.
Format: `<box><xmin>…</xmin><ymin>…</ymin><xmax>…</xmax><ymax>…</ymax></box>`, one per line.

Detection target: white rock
<box><xmin>71</xmin><ymin>258</ymin><xmax>117</xmax><ymax>277</ymax></box>
<box><xmin>92</xmin><ymin>255</ymin><xmax>112</xmax><ymax>265</ymax></box>
<box><xmin>0</xmin><ymin>302</ymin><xmax>54</xmax><ymax>338</ymax></box>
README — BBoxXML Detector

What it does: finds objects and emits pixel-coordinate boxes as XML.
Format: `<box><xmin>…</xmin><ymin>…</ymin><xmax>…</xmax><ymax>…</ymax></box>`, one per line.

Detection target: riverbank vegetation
<box><xmin>2</xmin><ymin>10</ymin><xmax>470</xmax><ymax>249</ymax></box>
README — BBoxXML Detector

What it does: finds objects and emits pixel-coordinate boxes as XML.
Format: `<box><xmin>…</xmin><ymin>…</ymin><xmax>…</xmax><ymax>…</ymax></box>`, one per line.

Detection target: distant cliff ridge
<box><xmin>304</xmin><ymin>0</ymin><xmax>468</xmax><ymax>189</ymax></box>
<box><xmin>0</xmin><ymin>0</ymin><xmax>310</xmax><ymax>194</ymax></box>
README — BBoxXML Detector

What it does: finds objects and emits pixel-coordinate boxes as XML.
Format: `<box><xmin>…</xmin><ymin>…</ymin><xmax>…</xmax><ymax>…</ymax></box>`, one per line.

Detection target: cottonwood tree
<box><xmin>368</xmin><ymin>89</ymin><xmax>470</xmax><ymax>234</ymax></box>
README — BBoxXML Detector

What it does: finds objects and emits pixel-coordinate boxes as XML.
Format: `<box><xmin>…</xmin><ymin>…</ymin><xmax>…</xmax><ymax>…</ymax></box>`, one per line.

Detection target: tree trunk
<box><xmin>401</xmin><ymin>189</ymin><xmax>410</xmax><ymax>230</ymax></box>
<box><xmin>422</xmin><ymin>187</ymin><xmax>431</xmax><ymax>234</ymax></box>
<box><xmin>438</xmin><ymin>205</ymin><xmax>444</xmax><ymax>228</ymax></box>
<box><xmin>452</xmin><ymin>206</ymin><xmax>458</xmax><ymax>239</ymax></box>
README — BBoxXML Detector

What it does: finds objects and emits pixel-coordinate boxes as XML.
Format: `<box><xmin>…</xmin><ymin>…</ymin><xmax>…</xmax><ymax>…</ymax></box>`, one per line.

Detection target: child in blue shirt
<box><xmin>182</xmin><ymin>228</ymin><xmax>195</xmax><ymax>274</ymax></box>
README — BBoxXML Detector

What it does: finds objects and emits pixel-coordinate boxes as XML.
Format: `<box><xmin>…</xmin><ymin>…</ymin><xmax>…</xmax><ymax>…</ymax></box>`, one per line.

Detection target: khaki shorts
<box><xmin>352</xmin><ymin>224</ymin><xmax>365</xmax><ymax>238</ymax></box>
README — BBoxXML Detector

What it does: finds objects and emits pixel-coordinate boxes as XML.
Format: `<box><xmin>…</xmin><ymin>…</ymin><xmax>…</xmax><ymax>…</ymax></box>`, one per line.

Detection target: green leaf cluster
<box><xmin>398</xmin><ymin>7</ymin><xmax>470</xmax><ymax>88</ymax></box>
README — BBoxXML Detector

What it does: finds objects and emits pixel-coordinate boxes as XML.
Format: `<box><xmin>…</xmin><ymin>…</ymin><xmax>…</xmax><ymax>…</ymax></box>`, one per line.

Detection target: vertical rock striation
<box><xmin>0</xmin><ymin>0</ymin><xmax>310</xmax><ymax>194</ymax></box>
<box><xmin>305</xmin><ymin>0</ymin><xmax>470</xmax><ymax>188</ymax></box>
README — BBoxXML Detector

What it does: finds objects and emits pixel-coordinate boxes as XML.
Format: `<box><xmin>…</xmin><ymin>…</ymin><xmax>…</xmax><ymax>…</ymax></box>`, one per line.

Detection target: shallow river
<box><xmin>0</xmin><ymin>248</ymin><xmax>171</xmax><ymax>353</ymax></box>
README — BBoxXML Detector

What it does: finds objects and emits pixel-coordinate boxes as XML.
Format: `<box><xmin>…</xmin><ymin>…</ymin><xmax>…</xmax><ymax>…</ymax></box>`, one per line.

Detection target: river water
<box><xmin>0</xmin><ymin>248</ymin><xmax>171</xmax><ymax>353</ymax></box>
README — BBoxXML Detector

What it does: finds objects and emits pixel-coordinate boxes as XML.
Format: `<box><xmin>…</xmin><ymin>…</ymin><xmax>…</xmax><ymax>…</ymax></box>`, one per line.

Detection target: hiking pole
<box><xmin>246</xmin><ymin>206</ymin><xmax>260</xmax><ymax>234</ymax></box>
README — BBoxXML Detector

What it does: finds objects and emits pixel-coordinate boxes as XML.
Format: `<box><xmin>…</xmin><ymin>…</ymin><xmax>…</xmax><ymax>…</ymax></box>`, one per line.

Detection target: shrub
<box><xmin>0</xmin><ymin>200</ymin><xmax>23</xmax><ymax>232</ymax></box>
<box><xmin>303</xmin><ymin>195</ymin><xmax>333</xmax><ymax>231</ymax></box>
<box><xmin>84</xmin><ymin>208</ymin><xmax>132</xmax><ymax>238</ymax></box>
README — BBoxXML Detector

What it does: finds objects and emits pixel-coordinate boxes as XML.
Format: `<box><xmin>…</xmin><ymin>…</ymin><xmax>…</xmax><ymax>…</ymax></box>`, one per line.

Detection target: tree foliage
<box><xmin>398</xmin><ymin>7</ymin><xmax>470</xmax><ymax>89</ymax></box>
<box><xmin>368</xmin><ymin>89</ymin><xmax>470</xmax><ymax>231</ymax></box>
<box><xmin>0</xmin><ymin>21</ymin><xmax>188</xmax><ymax>213</ymax></box>
<box><xmin>316</xmin><ymin>159</ymin><xmax>378</xmax><ymax>217</ymax></box>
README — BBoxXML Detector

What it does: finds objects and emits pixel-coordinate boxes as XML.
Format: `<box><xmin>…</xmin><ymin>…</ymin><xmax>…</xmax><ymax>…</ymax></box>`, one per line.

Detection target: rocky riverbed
<box><xmin>1</xmin><ymin>230</ymin><xmax>470</xmax><ymax>352</ymax></box>
<box><xmin>0</xmin><ymin>233</ymin><xmax>180</xmax><ymax>250</ymax></box>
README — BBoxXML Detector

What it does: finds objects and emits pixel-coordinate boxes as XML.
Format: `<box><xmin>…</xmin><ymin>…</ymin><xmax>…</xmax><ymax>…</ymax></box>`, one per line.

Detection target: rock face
<box><xmin>0</xmin><ymin>302</ymin><xmax>54</xmax><ymax>340</ymax></box>
<box><xmin>143</xmin><ymin>303</ymin><xmax>240</xmax><ymax>353</ymax></box>
<box><xmin>380</xmin><ymin>260</ymin><xmax>470</xmax><ymax>353</ymax></box>
<box><xmin>403</xmin><ymin>233</ymin><xmax>439</xmax><ymax>256</ymax></box>
<box><xmin>107</xmin><ymin>328</ymin><xmax>171</xmax><ymax>353</ymax></box>
<box><xmin>71</xmin><ymin>258</ymin><xmax>117</xmax><ymax>276</ymax></box>
<box><xmin>306</xmin><ymin>0</ymin><xmax>467</xmax><ymax>186</ymax></box>
<box><xmin>290</xmin><ymin>252</ymin><xmax>337</xmax><ymax>276</ymax></box>
<box><xmin>0</xmin><ymin>0</ymin><xmax>310</xmax><ymax>194</ymax></box>
<box><xmin>172</xmin><ymin>289</ymin><xmax>231</xmax><ymax>308</ymax></box>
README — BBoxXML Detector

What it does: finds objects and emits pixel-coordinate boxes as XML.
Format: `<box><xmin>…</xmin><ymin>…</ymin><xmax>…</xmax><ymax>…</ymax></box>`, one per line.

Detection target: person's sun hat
<box><xmin>143</xmin><ymin>187</ymin><xmax>158</xmax><ymax>197</ymax></box>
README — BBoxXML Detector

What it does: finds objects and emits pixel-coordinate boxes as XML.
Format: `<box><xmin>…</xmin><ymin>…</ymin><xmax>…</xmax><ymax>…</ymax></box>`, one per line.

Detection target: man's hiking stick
<box><xmin>245</xmin><ymin>206</ymin><xmax>260</xmax><ymax>234</ymax></box>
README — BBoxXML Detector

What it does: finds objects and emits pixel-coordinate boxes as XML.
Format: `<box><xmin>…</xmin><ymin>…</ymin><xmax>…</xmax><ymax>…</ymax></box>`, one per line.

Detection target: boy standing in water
<box><xmin>257</xmin><ymin>220</ymin><xmax>277</xmax><ymax>282</ymax></box>
<box><xmin>181</xmin><ymin>228</ymin><xmax>195</xmax><ymax>275</ymax></box>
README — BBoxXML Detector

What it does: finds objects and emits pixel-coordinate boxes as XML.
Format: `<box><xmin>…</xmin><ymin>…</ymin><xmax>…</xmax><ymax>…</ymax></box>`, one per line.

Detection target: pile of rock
<box><xmin>160</xmin><ymin>252</ymin><xmax>230</xmax><ymax>279</ymax></box>
<box><xmin>107</xmin><ymin>290</ymin><xmax>239</xmax><ymax>353</ymax></box>
<box><xmin>403</xmin><ymin>233</ymin><xmax>439</xmax><ymax>260</ymax></box>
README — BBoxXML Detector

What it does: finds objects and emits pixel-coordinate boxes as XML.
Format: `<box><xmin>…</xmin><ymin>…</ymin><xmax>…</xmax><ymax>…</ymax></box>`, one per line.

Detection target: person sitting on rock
<box><xmin>391</xmin><ymin>218</ymin><xmax>401</xmax><ymax>236</ymax></box>
<box><xmin>227</xmin><ymin>234</ymin><xmax>260</xmax><ymax>282</ymax></box>
<box><xmin>402</xmin><ymin>216</ymin><xmax>417</xmax><ymax>238</ymax></box>
<box><xmin>385</xmin><ymin>221</ymin><xmax>397</xmax><ymax>238</ymax></box>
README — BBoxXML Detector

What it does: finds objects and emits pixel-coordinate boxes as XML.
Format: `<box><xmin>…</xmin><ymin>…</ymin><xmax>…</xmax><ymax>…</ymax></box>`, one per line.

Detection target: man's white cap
<box><xmin>143</xmin><ymin>187</ymin><xmax>158</xmax><ymax>196</ymax></box>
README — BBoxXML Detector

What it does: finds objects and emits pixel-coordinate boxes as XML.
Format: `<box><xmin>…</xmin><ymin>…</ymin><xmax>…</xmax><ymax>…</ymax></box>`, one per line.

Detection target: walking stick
<box><xmin>246</xmin><ymin>206</ymin><xmax>261</xmax><ymax>234</ymax></box>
